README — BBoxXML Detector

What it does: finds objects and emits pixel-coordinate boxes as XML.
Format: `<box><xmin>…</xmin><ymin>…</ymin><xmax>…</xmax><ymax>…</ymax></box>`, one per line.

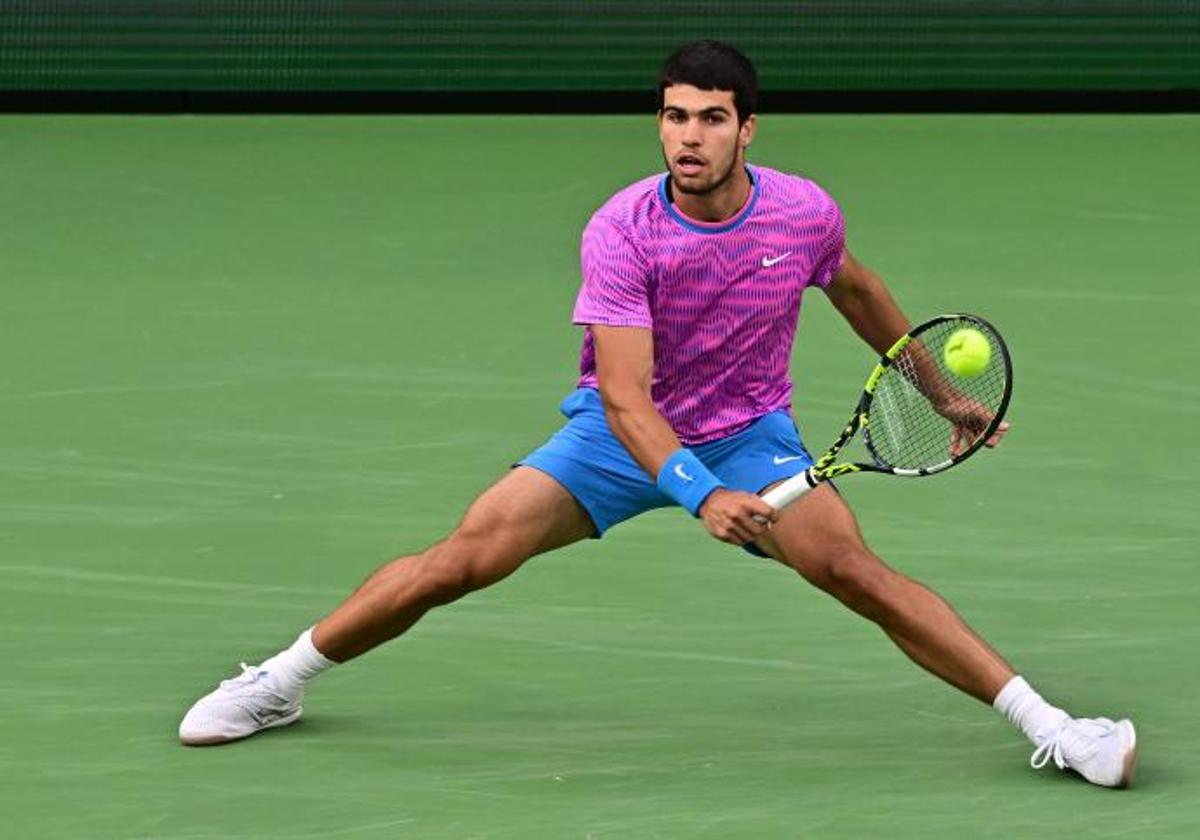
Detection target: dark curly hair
<box><xmin>657</xmin><ymin>40</ymin><xmax>758</xmax><ymax>124</ymax></box>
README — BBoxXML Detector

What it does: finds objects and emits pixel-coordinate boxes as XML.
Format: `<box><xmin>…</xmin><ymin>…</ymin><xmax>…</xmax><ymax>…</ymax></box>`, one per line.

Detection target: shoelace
<box><xmin>1030</xmin><ymin>732</ymin><xmax>1066</xmax><ymax>770</ymax></box>
<box><xmin>219</xmin><ymin>662</ymin><xmax>267</xmax><ymax>690</ymax></box>
<box><xmin>1030</xmin><ymin>719</ymin><xmax>1112</xmax><ymax>770</ymax></box>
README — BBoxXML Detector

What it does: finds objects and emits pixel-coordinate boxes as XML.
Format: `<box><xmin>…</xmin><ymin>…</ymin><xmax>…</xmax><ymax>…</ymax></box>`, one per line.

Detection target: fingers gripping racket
<box><xmin>761</xmin><ymin>313</ymin><xmax>1013</xmax><ymax>512</ymax></box>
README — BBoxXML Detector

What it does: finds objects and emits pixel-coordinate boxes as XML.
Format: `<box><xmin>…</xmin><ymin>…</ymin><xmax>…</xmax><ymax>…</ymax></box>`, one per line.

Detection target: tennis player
<box><xmin>180</xmin><ymin>41</ymin><xmax>1137</xmax><ymax>788</ymax></box>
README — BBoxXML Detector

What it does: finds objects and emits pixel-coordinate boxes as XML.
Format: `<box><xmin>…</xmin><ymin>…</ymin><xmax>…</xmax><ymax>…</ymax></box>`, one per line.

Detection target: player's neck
<box><xmin>671</xmin><ymin>164</ymin><xmax>753</xmax><ymax>223</ymax></box>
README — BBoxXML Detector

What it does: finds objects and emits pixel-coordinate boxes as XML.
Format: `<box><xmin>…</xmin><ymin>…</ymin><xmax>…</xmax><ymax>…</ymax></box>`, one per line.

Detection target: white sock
<box><xmin>993</xmin><ymin>675</ymin><xmax>1070</xmax><ymax>745</ymax></box>
<box><xmin>260</xmin><ymin>627</ymin><xmax>335</xmax><ymax>695</ymax></box>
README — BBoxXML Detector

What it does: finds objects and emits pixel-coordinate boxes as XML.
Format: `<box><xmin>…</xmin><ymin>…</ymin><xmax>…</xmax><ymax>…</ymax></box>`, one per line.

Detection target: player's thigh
<box><xmin>452</xmin><ymin>465</ymin><xmax>596</xmax><ymax>568</ymax></box>
<box><xmin>752</xmin><ymin>483</ymin><xmax>878</xmax><ymax>589</ymax></box>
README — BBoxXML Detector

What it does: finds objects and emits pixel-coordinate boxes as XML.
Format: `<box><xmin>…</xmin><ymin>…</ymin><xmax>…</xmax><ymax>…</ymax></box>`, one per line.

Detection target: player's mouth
<box><xmin>675</xmin><ymin>153</ymin><xmax>705</xmax><ymax>176</ymax></box>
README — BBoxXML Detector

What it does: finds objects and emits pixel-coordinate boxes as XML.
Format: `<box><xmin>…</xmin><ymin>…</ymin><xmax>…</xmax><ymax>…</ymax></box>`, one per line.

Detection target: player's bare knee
<box><xmin>408</xmin><ymin>536</ymin><xmax>485</xmax><ymax>604</ymax></box>
<box><xmin>405</xmin><ymin>546</ymin><xmax>473</xmax><ymax>607</ymax></box>
<box><xmin>822</xmin><ymin>550</ymin><xmax>894</xmax><ymax>620</ymax></box>
<box><xmin>418</xmin><ymin>527</ymin><xmax>528</xmax><ymax>603</ymax></box>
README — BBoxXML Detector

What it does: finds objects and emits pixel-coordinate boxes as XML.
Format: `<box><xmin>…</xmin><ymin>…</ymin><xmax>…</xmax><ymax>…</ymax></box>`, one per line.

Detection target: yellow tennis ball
<box><xmin>943</xmin><ymin>328</ymin><xmax>991</xmax><ymax>377</ymax></box>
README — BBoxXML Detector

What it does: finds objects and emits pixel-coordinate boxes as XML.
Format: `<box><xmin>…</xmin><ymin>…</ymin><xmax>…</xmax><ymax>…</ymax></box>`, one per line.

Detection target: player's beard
<box><xmin>665</xmin><ymin>148</ymin><xmax>740</xmax><ymax>196</ymax></box>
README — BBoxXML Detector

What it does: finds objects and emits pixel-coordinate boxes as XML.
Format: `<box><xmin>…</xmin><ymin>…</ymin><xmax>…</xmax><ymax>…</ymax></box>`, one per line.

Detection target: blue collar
<box><xmin>658</xmin><ymin>165</ymin><xmax>759</xmax><ymax>234</ymax></box>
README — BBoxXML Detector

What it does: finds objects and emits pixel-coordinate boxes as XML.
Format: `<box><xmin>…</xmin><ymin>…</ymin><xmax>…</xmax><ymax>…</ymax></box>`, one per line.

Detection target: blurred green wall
<box><xmin>2</xmin><ymin>1</ymin><xmax>1197</xmax><ymax>91</ymax></box>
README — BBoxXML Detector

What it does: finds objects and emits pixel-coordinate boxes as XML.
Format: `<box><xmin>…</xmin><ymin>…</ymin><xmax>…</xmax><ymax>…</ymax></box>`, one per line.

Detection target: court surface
<box><xmin>2</xmin><ymin>114</ymin><xmax>1197</xmax><ymax>838</ymax></box>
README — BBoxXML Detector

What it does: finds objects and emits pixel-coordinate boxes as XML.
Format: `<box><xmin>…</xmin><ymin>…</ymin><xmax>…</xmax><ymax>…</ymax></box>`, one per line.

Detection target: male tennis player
<box><xmin>180</xmin><ymin>41</ymin><xmax>1137</xmax><ymax>788</ymax></box>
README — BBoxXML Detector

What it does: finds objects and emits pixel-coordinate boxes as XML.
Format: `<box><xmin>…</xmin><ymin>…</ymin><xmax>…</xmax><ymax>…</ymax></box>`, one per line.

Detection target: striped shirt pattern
<box><xmin>573</xmin><ymin>165</ymin><xmax>846</xmax><ymax>445</ymax></box>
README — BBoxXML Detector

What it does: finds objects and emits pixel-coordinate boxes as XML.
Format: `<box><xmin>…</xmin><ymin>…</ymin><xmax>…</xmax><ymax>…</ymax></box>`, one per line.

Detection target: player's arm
<box><xmin>824</xmin><ymin>249</ymin><xmax>1008</xmax><ymax>448</ymax></box>
<box><xmin>590</xmin><ymin>325</ymin><xmax>777</xmax><ymax>545</ymax></box>
<box><xmin>825</xmin><ymin>250</ymin><xmax>945</xmax><ymax>398</ymax></box>
<box><xmin>823</xmin><ymin>249</ymin><xmax>911</xmax><ymax>355</ymax></box>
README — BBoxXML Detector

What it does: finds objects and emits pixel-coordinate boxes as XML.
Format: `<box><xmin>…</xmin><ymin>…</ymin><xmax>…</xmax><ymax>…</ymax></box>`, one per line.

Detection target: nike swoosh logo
<box><xmin>773</xmin><ymin>455</ymin><xmax>806</xmax><ymax>465</ymax></box>
<box><xmin>674</xmin><ymin>464</ymin><xmax>695</xmax><ymax>482</ymax></box>
<box><xmin>761</xmin><ymin>251</ymin><xmax>793</xmax><ymax>268</ymax></box>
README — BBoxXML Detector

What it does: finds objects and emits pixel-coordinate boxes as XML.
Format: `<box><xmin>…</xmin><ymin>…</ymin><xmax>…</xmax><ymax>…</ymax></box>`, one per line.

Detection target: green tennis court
<box><xmin>2</xmin><ymin>114</ymin><xmax>1197</xmax><ymax>837</ymax></box>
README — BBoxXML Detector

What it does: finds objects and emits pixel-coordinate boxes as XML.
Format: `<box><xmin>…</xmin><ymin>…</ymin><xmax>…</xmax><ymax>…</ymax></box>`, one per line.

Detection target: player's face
<box><xmin>658</xmin><ymin>85</ymin><xmax>755</xmax><ymax>196</ymax></box>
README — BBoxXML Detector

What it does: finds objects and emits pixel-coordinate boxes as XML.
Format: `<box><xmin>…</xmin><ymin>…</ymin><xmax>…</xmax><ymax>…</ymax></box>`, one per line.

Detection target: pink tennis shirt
<box><xmin>573</xmin><ymin>164</ymin><xmax>846</xmax><ymax>445</ymax></box>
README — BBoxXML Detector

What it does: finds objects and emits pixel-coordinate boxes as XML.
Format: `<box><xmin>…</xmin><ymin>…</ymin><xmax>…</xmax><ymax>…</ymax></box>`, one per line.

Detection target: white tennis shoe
<box><xmin>1030</xmin><ymin>717</ymin><xmax>1137</xmax><ymax>788</ymax></box>
<box><xmin>179</xmin><ymin>662</ymin><xmax>302</xmax><ymax>746</ymax></box>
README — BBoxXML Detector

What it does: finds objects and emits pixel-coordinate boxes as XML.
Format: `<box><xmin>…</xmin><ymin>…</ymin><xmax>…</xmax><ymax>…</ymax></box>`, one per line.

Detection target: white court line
<box><xmin>484</xmin><ymin>632</ymin><xmax>871</xmax><ymax>678</ymax></box>
<box><xmin>0</xmin><ymin>564</ymin><xmax>342</xmax><ymax>598</ymax></box>
<box><xmin>1</xmin><ymin>380</ymin><xmax>235</xmax><ymax>402</ymax></box>
<box><xmin>999</xmin><ymin>286</ymin><xmax>1200</xmax><ymax>305</ymax></box>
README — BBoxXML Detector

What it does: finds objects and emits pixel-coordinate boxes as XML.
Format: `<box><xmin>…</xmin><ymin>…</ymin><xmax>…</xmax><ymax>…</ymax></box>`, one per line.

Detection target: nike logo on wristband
<box><xmin>674</xmin><ymin>464</ymin><xmax>695</xmax><ymax>482</ymax></box>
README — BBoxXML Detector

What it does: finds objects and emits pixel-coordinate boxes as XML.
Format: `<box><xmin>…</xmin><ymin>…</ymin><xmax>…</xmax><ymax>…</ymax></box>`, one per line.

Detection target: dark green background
<box><xmin>2</xmin><ymin>1</ymin><xmax>1198</xmax><ymax>92</ymax></box>
<box><xmin>2</xmin><ymin>113</ymin><xmax>1197</xmax><ymax>836</ymax></box>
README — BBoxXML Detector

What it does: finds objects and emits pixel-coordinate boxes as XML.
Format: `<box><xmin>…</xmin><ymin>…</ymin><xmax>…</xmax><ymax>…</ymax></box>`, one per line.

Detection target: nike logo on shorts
<box><xmin>773</xmin><ymin>455</ymin><xmax>806</xmax><ymax>465</ymax></box>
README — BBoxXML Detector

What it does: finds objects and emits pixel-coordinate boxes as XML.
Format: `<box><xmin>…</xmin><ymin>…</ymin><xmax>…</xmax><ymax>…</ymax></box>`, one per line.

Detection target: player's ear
<box><xmin>739</xmin><ymin>114</ymin><xmax>757</xmax><ymax>149</ymax></box>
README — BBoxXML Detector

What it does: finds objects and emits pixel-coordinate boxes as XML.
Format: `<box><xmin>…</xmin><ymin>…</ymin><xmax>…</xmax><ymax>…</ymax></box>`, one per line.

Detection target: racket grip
<box><xmin>760</xmin><ymin>468</ymin><xmax>819</xmax><ymax>511</ymax></box>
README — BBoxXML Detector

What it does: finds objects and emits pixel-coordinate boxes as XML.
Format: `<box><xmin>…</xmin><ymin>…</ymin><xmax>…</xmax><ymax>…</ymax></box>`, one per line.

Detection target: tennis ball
<box><xmin>943</xmin><ymin>328</ymin><xmax>991</xmax><ymax>377</ymax></box>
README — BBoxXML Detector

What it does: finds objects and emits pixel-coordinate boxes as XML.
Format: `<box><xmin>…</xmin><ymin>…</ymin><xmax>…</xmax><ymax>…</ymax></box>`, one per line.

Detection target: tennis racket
<box><xmin>761</xmin><ymin>313</ymin><xmax>1013</xmax><ymax>511</ymax></box>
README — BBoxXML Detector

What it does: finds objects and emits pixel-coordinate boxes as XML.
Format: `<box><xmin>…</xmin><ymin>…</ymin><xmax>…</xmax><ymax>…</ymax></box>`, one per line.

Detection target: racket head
<box><xmin>861</xmin><ymin>313</ymin><xmax>1013</xmax><ymax>475</ymax></box>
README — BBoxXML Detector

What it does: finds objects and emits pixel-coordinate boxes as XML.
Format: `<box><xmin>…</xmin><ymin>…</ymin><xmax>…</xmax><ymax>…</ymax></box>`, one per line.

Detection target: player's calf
<box><xmin>179</xmin><ymin>468</ymin><xmax>593</xmax><ymax>746</ymax></box>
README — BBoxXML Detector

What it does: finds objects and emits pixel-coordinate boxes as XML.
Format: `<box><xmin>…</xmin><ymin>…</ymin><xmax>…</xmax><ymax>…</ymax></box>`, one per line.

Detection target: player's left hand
<box><xmin>938</xmin><ymin>400</ymin><xmax>1009</xmax><ymax>456</ymax></box>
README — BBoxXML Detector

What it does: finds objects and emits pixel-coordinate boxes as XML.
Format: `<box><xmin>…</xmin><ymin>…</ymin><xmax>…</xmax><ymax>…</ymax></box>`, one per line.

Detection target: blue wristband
<box><xmin>656</xmin><ymin>449</ymin><xmax>724</xmax><ymax>517</ymax></box>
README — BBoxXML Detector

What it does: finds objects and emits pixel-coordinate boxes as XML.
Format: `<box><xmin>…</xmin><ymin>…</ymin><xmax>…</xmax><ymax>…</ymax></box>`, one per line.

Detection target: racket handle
<box><xmin>760</xmin><ymin>468</ymin><xmax>819</xmax><ymax>511</ymax></box>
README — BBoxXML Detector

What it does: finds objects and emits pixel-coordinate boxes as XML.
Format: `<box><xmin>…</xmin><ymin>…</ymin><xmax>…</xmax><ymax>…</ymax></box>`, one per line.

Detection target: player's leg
<box><xmin>695</xmin><ymin>411</ymin><xmax>1009</xmax><ymax>697</ymax></box>
<box><xmin>312</xmin><ymin>466</ymin><xmax>596</xmax><ymax>662</ymax></box>
<box><xmin>755</xmin><ymin>484</ymin><xmax>1012</xmax><ymax>702</ymax></box>
<box><xmin>179</xmin><ymin>466</ymin><xmax>595</xmax><ymax>746</ymax></box>
<box><xmin>753</xmin><ymin>485</ymin><xmax>1137</xmax><ymax>787</ymax></box>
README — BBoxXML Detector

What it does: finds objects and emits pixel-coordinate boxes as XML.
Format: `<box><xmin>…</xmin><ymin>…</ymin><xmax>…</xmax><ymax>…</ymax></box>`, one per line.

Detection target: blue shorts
<box><xmin>519</xmin><ymin>388</ymin><xmax>813</xmax><ymax>550</ymax></box>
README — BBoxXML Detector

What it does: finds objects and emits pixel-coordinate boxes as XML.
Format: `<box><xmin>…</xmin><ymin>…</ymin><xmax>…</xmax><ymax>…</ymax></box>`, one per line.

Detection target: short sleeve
<box><xmin>572</xmin><ymin>213</ymin><xmax>653</xmax><ymax>328</ymax></box>
<box><xmin>809</xmin><ymin>192</ymin><xmax>846</xmax><ymax>289</ymax></box>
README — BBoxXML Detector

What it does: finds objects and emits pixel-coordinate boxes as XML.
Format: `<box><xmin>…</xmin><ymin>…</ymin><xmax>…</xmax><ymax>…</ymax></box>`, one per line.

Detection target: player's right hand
<box><xmin>698</xmin><ymin>488</ymin><xmax>778</xmax><ymax>546</ymax></box>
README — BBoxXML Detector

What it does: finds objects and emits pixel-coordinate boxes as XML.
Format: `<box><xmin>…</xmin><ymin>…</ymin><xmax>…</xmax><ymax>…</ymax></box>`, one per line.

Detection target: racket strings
<box><xmin>866</xmin><ymin>320</ymin><xmax>1009</xmax><ymax>471</ymax></box>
